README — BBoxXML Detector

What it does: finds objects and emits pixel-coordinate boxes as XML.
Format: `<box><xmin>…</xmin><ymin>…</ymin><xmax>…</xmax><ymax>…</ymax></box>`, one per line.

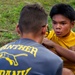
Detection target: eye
<box><xmin>61</xmin><ymin>22</ymin><xmax>66</xmax><ymax>25</ymax></box>
<box><xmin>52</xmin><ymin>21</ymin><xmax>57</xmax><ymax>24</ymax></box>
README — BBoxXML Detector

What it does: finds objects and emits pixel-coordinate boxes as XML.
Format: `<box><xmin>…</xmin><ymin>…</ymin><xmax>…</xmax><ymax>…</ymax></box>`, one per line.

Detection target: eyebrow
<box><xmin>52</xmin><ymin>20</ymin><xmax>67</xmax><ymax>23</ymax></box>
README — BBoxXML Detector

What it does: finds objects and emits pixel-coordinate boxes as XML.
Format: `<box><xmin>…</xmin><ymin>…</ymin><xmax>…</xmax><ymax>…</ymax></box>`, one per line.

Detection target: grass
<box><xmin>0</xmin><ymin>0</ymin><xmax>75</xmax><ymax>47</ymax></box>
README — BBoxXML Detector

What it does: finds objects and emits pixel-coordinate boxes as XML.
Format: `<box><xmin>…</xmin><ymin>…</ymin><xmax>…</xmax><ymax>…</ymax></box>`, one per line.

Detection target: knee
<box><xmin>62</xmin><ymin>68</ymin><xmax>74</xmax><ymax>75</ymax></box>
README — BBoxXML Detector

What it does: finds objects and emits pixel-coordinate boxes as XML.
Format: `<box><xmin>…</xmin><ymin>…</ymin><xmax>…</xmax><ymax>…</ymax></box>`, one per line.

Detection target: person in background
<box><xmin>43</xmin><ymin>3</ymin><xmax>75</xmax><ymax>75</ymax></box>
<box><xmin>0</xmin><ymin>3</ymin><xmax>63</xmax><ymax>75</ymax></box>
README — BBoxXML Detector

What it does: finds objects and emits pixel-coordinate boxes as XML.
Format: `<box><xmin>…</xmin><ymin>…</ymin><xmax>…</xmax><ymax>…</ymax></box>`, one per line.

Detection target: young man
<box><xmin>0</xmin><ymin>3</ymin><xmax>63</xmax><ymax>75</ymax></box>
<box><xmin>43</xmin><ymin>3</ymin><xmax>75</xmax><ymax>75</ymax></box>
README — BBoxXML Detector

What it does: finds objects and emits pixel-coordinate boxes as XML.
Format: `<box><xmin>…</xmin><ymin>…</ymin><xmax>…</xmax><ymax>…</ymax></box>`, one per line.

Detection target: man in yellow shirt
<box><xmin>43</xmin><ymin>3</ymin><xmax>75</xmax><ymax>75</ymax></box>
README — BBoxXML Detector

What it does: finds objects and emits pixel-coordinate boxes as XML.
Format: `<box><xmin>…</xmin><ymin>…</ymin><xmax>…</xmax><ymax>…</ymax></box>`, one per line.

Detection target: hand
<box><xmin>42</xmin><ymin>38</ymin><xmax>60</xmax><ymax>55</ymax></box>
<box><xmin>42</xmin><ymin>38</ymin><xmax>54</xmax><ymax>48</ymax></box>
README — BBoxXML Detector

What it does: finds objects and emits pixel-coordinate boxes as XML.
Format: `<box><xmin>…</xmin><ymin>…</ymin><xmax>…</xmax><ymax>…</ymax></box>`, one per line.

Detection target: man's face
<box><xmin>52</xmin><ymin>14</ymin><xmax>74</xmax><ymax>38</ymax></box>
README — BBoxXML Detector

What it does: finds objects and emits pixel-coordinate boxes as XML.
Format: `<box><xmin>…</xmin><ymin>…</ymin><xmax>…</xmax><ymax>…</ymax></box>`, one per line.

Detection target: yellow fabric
<box><xmin>46</xmin><ymin>29</ymin><xmax>75</xmax><ymax>74</ymax></box>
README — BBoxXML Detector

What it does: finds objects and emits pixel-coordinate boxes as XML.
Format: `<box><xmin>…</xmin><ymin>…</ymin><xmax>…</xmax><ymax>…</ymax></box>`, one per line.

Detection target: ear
<box><xmin>42</xmin><ymin>24</ymin><xmax>48</xmax><ymax>35</ymax></box>
<box><xmin>71</xmin><ymin>21</ymin><xmax>75</xmax><ymax>28</ymax></box>
<box><xmin>16</xmin><ymin>24</ymin><xmax>21</xmax><ymax>35</ymax></box>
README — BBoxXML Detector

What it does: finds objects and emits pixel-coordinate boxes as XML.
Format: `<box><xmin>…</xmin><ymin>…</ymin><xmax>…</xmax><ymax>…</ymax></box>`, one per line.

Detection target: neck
<box><xmin>20</xmin><ymin>33</ymin><xmax>43</xmax><ymax>44</ymax></box>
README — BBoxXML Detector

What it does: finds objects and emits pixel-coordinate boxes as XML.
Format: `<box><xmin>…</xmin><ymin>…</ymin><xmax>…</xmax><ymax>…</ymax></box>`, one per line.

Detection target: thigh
<box><xmin>62</xmin><ymin>68</ymin><xmax>74</xmax><ymax>75</ymax></box>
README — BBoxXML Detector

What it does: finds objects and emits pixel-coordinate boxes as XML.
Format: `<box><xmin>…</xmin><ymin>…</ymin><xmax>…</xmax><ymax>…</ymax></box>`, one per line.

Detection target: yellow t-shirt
<box><xmin>47</xmin><ymin>29</ymin><xmax>75</xmax><ymax>74</ymax></box>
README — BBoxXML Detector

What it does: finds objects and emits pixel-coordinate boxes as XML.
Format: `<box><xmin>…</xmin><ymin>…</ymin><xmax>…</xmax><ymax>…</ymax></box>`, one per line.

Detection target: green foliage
<box><xmin>0</xmin><ymin>0</ymin><xmax>75</xmax><ymax>47</ymax></box>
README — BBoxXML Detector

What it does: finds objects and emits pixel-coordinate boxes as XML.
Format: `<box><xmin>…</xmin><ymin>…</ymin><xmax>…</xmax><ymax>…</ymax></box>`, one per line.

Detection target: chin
<box><xmin>56</xmin><ymin>35</ymin><xmax>63</xmax><ymax>38</ymax></box>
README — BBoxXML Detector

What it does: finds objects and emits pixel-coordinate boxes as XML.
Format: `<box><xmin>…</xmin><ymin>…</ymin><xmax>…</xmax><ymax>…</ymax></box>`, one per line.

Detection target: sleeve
<box><xmin>55</xmin><ymin>61</ymin><xmax>63</xmax><ymax>75</ymax></box>
<box><xmin>43</xmin><ymin>50</ymin><xmax>63</xmax><ymax>75</ymax></box>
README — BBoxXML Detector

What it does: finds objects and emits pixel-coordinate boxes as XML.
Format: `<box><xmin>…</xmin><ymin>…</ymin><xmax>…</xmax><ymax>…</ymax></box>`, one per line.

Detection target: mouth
<box><xmin>55</xmin><ymin>31</ymin><xmax>61</xmax><ymax>35</ymax></box>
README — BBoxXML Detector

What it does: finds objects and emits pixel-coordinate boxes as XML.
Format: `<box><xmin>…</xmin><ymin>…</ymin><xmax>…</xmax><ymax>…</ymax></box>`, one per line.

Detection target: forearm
<box><xmin>53</xmin><ymin>43</ymin><xmax>75</xmax><ymax>62</ymax></box>
<box><xmin>42</xmin><ymin>38</ymin><xmax>75</xmax><ymax>62</ymax></box>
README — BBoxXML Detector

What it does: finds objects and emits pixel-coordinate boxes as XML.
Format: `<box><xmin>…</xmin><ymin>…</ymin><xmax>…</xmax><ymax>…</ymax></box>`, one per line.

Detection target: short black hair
<box><xmin>50</xmin><ymin>3</ymin><xmax>75</xmax><ymax>21</ymax></box>
<box><xmin>19</xmin><ymin>3</ymin><xmax>48</xmax><ymax>33</ymax></box>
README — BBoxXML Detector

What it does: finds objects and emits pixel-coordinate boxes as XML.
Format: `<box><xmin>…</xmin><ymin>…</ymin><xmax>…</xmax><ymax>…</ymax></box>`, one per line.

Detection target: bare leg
<box><xmin>62</xmin><ymin>68</ymin><xmax>74</xmax><ymax>75</ymax></box>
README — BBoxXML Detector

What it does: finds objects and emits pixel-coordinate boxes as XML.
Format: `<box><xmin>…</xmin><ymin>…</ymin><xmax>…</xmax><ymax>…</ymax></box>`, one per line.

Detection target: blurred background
<box><xmin>0</xmin><ymin>0</ymin><xmax>75</xmax><ymax>47</ymax></box>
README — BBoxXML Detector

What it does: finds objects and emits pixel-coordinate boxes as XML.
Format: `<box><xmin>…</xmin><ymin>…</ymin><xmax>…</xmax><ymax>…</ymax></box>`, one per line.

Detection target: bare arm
<box><xmin>53</xmin><ymin>42</ymin><xmax>75</xmax><ymax>62</ymax></box>
<box><xmin>42</xmin><ymin>38</ymin><xmax>75</xmax><ymax>62</ymax></box>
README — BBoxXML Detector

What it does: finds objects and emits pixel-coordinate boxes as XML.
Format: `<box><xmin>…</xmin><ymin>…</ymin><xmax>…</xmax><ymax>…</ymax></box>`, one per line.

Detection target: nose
<box><xmin>56</xmin><ymin>24</ymin><xmax>61</xmax><ymax>29</ymax></box>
